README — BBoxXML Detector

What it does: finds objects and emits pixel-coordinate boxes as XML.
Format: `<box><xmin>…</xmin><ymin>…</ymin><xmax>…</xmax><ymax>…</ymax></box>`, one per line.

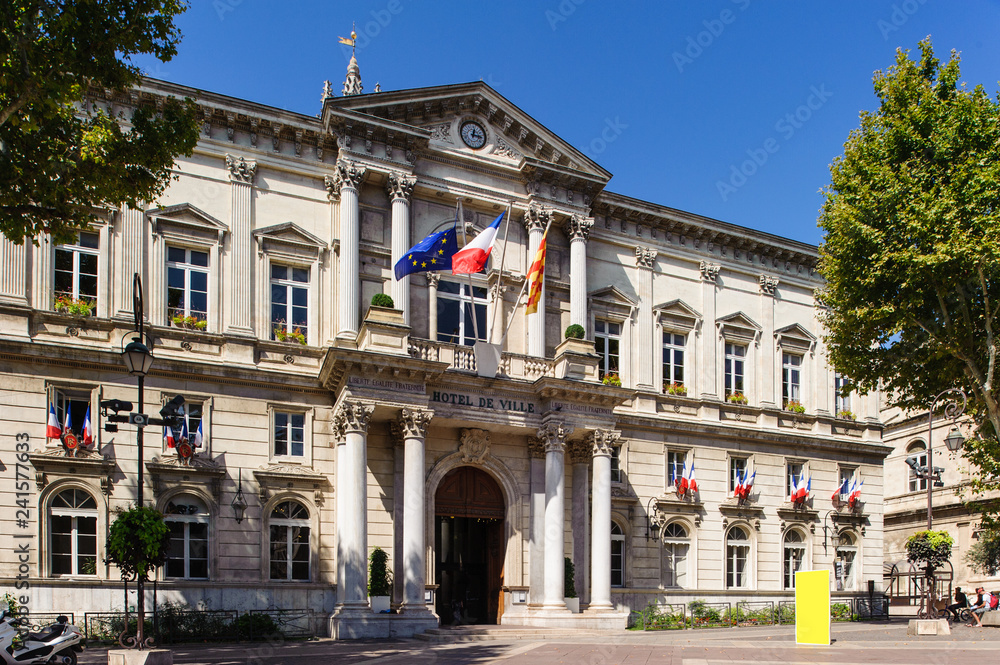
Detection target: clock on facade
<box><xmin>460</xmin><ymin>121</ymin><xmax>487</xmax><ymax>149</ymax></box>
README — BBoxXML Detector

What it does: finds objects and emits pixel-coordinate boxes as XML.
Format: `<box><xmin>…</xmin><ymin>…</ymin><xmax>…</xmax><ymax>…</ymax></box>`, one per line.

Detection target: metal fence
<box><xmin>733</xmin><ymin>601</ymin><xmax>774</xmax><ymax>626</ymax></box>
<box><xmin>689</xmin><ymin>602</ymin><xmax>732</xmax><ymax>629</ymax></box>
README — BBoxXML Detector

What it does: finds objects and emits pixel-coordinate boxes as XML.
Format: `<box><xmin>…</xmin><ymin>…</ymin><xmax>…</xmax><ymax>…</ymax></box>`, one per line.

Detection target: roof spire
<box><xmin>338</xmin><ymin>24</ymin><xmax>363</xmax><ymax>97</ymax></box>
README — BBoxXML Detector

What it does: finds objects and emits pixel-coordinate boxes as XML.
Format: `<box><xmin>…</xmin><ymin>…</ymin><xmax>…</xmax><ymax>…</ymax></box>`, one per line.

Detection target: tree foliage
<box><xmin>906</xmin><ymin>530</ymin><xmax>954</xmax><ymax>569</ymax></box>
<box><xmin>817</xmin><ymin>38</ymin><xmax>1000</xmax><ymax>530</ymax></box>
<box><xmin>105</xmin><ymin>506</ymin><xmax>170</xmax><ymax>581</ymax></box>
<box><xmin>0</xmin><ymin>0</ymin><xmax>200</xmax><ymax>244</ymax></box>
<box><xmin>964</xmin><ymin>529</ymin><xmax>1000</xmax><ymax>576</ymax></box>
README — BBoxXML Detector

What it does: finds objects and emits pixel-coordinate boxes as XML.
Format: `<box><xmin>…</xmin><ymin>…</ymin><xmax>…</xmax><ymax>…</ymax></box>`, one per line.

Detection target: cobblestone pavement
<box><xmin>77</xmin><ymin>620</ymin><xmax>1000</xmax><ymax>664</ymax></box>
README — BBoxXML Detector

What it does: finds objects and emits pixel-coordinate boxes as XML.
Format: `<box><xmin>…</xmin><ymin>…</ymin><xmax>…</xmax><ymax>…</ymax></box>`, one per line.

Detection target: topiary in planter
<box><xmin>371</xmin><ymin>293</ymin><xmax>395</xmax><ymax>308</ymax></box>
<box><xmin>105</xmin><ymin>506</ymin><xmax>170</xmax><ymax>581</ymax></box>
<box><xmin>906</xmin><ymin>530</ymin><xmax>953</xmax><ymax>569</ymax></box>
<box><xmin>564</xmin><ymin>557</ymin><xmax>577</xmax><ymax>599</ymax></box>
<box><xmin>564</xmin><ymin>324</ymin><xmax>585</xmax><ymax>340</ymax></box>
<box><xmin>368</xmin><ymin>546</ymin><xmax>393</xmax><ymax>597</ymax></box>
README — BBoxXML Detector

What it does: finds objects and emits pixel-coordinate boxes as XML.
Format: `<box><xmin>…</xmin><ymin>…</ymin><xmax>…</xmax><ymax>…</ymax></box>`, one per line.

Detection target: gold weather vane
<box><xmin>338</xmin><ymin>23</ymin><xmax>357</xmax><ymax>56</ymax></box>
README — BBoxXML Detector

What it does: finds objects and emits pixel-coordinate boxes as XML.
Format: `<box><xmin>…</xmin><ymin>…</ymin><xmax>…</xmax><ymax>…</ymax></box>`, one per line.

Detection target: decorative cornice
<box><xmin>526</xmin><ymin>436</ymin><xmax>545</xmax><ymax>459</ymax></box>
<box><xmin>521</xmin><ymin>203</ymin><xmax>549</xmax><ymax>233</ymax></box>
<box><xmin>398</xmin><ymin>407</ymin><xmax>433</xmax><ymax>439</ymax></box>
<box><xmin>537</xmin><ymin>421</ymin><xmax>573</xmax><ymax>454</ymax></box>
<box><xmin>386</xmin><ymin>171</ymin><xmax>416</xmax><ymax>202</ymax></box>
<box><xmin>700</xmin><ymin>261</ymin><xmax>720</xmax><ymax>283</ymax></box>
<box><xmin>334</xmin><ymin>159</ymin><xmax>367</xmax><ymax>191</ymax></box>
<box><xmin>759</xmin><ymin>274</ymin><xmax>779</xmax><ymax>295</ymax></box>
<box><xmin>459</xmin><ymin>428</ymin><xmax>490</xmax><ymax>464</ymax></box>
<box><xmin>564</xmin><ymin>214</ymin><xmax>594</xmax><ymax>242</ymax></box>
<box><xmin>225</xmin><ymin>154</ymin><xmax>257</xmax><ymax>184</ymax></box>
<box><xmin>333</xmin><ymin>400</ymin><xmax>374</xmax><ymax>436</ymax></box>
<box><xmin>635</xmin><ymin>246</ymin><xmax>657</xmax><ymax>270</ymax></box>
<box><xmin>588</xmin><ymin>429</ymin><xmax>621</xmax><ymax>457</ymax></box>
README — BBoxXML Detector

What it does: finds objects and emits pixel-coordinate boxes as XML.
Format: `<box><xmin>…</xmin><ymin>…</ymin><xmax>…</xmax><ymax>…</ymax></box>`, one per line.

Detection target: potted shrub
<box><xmin>171</xmin><ymin>314</ymin><xmax>207</xmax><ymax>331</ymax></box>
<box><xmin>105</xmin><ymin>506</ymin><xmax>170</xmax><ymax>643</ymax></box>
<box><xmin>784</xmin><ymin>400</ymin><xmax>806</xmax><ymax>414</ymax></box>
<box><xmin>726</xmin><ymin>392</ymin><xmax>748</xmax><ymax>405</ymax></box>
<box><xmin>602</xmin><ymin>372</ymin><xmax>622</xmax><ymax>387</ymax></box>
<box><xmin>368</xmin><ymin>547</ymin><xmax>393</xmax><ymax>613</ymax></box>
<box><xmin>273</xmin><ymin>323</ymin><xmax>307</xmax><ymax>345</ymax></box>
<box><xmin>564</xmin><ymin>324</ymin><xmax>585</xmax><ymax>340</ymax></box>
<box><xmin>564</xmin><ymin>557</ymin><xmax>579</xmax><ymax>613</ymax></box>
<box><xmin>664</xmin><ymin>382</ymin><xmax>687</xmax><ymax>396</ymax></box>
<box><xmin>54</xmin><ymin>295</ymin><xmax>95</xmax><ymax>317</ymax></box>
<box><xmin>906</xmin><ymin>530</ymin><xmax>953</xmax><ymax>613</ymax></box>
<box><xmin>370</xmin><ymin>293</ymin><xmax>394</xmax><ymax>309</ymax></box>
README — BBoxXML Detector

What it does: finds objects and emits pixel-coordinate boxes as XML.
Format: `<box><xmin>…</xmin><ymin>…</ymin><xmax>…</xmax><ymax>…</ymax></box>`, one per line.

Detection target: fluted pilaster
<box><xmin>225</xmin><ymin>155</ymin><xmax>256</xmax><ymax>335</ymax></box>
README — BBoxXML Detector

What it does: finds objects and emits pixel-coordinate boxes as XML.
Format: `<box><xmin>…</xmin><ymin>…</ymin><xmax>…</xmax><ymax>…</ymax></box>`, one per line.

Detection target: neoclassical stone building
<box><xmin>0</xmin><ymin>57</ymin><xmax>889</xmax><ymax>637</ymax></box>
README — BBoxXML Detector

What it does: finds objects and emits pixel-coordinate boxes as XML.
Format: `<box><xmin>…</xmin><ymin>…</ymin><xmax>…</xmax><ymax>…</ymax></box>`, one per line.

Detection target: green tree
<box><xmin>105</xmin><ymin>506</ymin><xmax>170</xmax><ymax>581</ymax></box>
<box><xmin>817</xmin><ymin>38</ymin><xmax>1000</xmax><ymax>556</ymax></box>
<box><xmin>1</xmin><ymin>0</ymin><xmax>200</xmax><ymax>244</ymax></box>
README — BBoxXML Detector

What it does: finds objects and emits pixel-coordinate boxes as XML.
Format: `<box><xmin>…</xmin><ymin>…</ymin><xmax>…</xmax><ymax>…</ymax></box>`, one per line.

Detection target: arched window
<box><xmin>726</xmin><ymin>525</ymin><xmax>750</xmax><ymax>589</ymax></box>
<box><xmin>662</xmin><ymin>522</ymin><xmax>689</xmax><ymax>588</ymax></box>
<box><xmin>49</xmin><ymin>488</ymin><xmax>97</xmax><ymax>576</ymax></box>
<box><xmin>611</xmin><ymin>521</ymin><xmax>626</xmax><ymax>587</ymax></box>
<box><xmin>269</xmin><ymin>500</ymin><xmax>310</xmax><ymax>581</ymax></box>
<box><xmin>783</xmin><ymin>529</ymin><xmax>806</xmax><ymax>589</ymax></box>
<box><xmin>164</xmin><ymin>497</ymin><xmax>209</xmax><ymax>579</ymax></box>
<box><xmin>835</xmin><ymin>531</ymin><xmax>858</xmax><ymax>591</ymax></box>
<box><xmin>906</xmin><ymin>442</ymin><xmax>927</xmax><ymax>492</ymax></box>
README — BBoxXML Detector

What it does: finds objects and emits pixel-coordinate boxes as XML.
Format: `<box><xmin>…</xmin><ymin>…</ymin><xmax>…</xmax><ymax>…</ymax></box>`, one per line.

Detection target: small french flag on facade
<box><xmin>81</xmin><ymin>406</ymin><xmax>94</xmax><ymax>447</ymax></box>
<box><xmin>163</xmin><ymin>425</ymin><xmax>176</xmax><ymax>448</ymax></box>
<box><xmin>193</xmin><ymin>420</ymin><xmax>204</xmax><ymax>448</ymax></box>
<box><xmin>46</xmin><ymin>402</ymin><xmax>62</xmax><ymax>439</ymax></box>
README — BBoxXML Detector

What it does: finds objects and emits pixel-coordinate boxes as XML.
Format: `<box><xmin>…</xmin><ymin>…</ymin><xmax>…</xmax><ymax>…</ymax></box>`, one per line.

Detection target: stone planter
<box><xmin>370</xmin><ymin>595</ymin><xmax>391</xmax><ymax>614</ymax></box>
<box><xmin>357</xmin><ymin>306</ymin><xmax>410</xmax><ymax>354</ymax></box>
<box><xmin>564</xmin><ymin>597</ymin><xmax>580</xmax><ymax>614</ymax></box>
<box><xmin>364</xmin><ymin>305</ymin><xmax>405</xmax><ymax>325</ymax></box>
<box><xmin>554</xmin><ymin>337</ymin><xmax>599</xmax><ymax>382</ymax></box>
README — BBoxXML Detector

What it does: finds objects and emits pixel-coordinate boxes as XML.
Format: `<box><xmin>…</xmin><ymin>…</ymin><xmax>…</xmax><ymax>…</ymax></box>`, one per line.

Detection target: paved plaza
<box><xmin>77</xmin><ymin>620</ymin><xmax>1000</xmax><ymax>665</ymax></box>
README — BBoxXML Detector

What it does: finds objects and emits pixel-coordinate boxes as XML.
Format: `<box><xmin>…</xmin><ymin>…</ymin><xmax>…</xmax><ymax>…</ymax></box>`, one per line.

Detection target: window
<box><xmin>726</xmin><ymin>525</ymin><xmax>750</xmax><ymax>588</ymax></box>
<box><xmin>662</xmin><ymin>332</ymin><xmax>685</xmax><ymax>390</ymax></box>
<box><xmin>270</xmin><ymin>265</ymin><xmax>309</xmax><ymax>342</ymax></box>
<box><xmin>786</xmin><ymin>461</ymin><xmax>805</xmax><ymax>499</ymax></box>
<box><xmin>662</xmin><ymin>522</ymin><xmax>689</xmax><ymax>588</ymax></box>
<box><xmin>610</xmin><ymin>522</ymin><xmax>625</xmax><ymax>587</ymax></box>
<box><xmin>54</xmin><ymin>389</ymin><xmax>92</xmax><ymax>440</ymax></box>
<box><xmin>729</xmin><ymin>456</ymin><xmax>748</xmax><ymax>493</ymax></box>
<box><xmin>838</xmin><ymin>466</ymin><xmax>856</xmax><ymax>496</ymax></box>
<box><xmin>49</xmin><ymin>489</ymin><xmax>97</xmax><ymax>576</ymax></box>
<box><xmin>595</xmin><ymin>320</ymin><xmax>621</xmax><ymax>380</ymax></box>
<box><xmin>834</xmin><ymin>373</ymin><xmax>851</xmax><ymax>415</ymax></box>
<box><xmin>907</xmin><ymin>442</ymin><xmax>928</xmax><ymax>492</ymax></box>
<box><xmin>437</xmin><ymin>281</ymin><xmax>487</xmax><ymax>346</ymax></box>
<box><xmin>164</xmin><ymin>498</ymin><xmax>209</xmax><ymax>579</ymax></box>
<box><xmin>162</xmin><ymin>400</ymin><xmax>204</xmax><ymax>451</ymax></box>
<box><xmin>167</xmin><ymin>247</ymin><xmax>209</xmax><ymax>326</ymax></box>
<box><xmin>269</xmin><ymin>500</ymin><xmax>310</xmax><ymax>581</ymax></box>
<box><xmin>835</xmin><ymin>531</ymin><xmax>857</xmax><ymax>591</ymax></box>
<box><xmin>274</xmin><ymin>411</ymin><xmax>305</xmax><ymax>458</ymax></box>
<box><xmin>666</xmin><ymin>450</ymin><xmax>685</xmax><ymax>489</ymax></box>
<box><xmin>54</xmin><ymin>231</ymin><xmax>99</xmax><ymax>309</ymax></box>
<box><xmin>610</xmin><ymin>445</ymin><xmax>622</xmax><ymax>483</ymax></box>
<box><xmin>724</xmin><ymin>343</ymin><xmax>745</xmax><ymax>398</ymax></box>
<box><xmin>783</xmin><ymin>530</ymin><xmax>806</xmax><ymax>589</ymax></box>
<box><xmin>782</xmin><ymin>353</ymin><xmax>802</xmax><ymax>407</ymax></box>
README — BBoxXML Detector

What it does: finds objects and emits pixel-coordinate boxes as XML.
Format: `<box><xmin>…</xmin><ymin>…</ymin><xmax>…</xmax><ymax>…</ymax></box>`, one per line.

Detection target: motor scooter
<box><xmin>0</xmin><ymin>611</ymin><xmax>82</xmax><ymax>665</ymax></box>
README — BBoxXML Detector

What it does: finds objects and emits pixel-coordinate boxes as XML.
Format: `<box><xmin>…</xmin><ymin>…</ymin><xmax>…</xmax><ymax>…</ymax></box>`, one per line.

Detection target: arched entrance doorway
<box><xmin>434</xmin><ymin>466</ymin><xmax>506</xmax><ymax>625</ymax></box>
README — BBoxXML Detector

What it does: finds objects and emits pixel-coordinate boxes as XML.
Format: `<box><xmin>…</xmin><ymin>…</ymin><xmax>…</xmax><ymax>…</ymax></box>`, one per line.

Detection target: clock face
<box><xmin>460</xmin><ymin>121</ymin><xmax>487</xmax><ymax>149</ymax></box>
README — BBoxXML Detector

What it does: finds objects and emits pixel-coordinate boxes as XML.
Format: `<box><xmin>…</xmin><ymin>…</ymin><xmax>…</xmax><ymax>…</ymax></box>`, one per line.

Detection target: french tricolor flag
<box><xmin>81</xmin><ymin>406</ymin><xmax>94</xmax><ymax>447</ymax></box>
<box><xmin>450</xmin><ymin>211</ymin><xmax>504</xmax><ymax>274</ymax></box>
<box><xmin>193</xmin><ymin>420</ymin><xmax>204</xmax><ymax>448</ymax></box>
<box><xmin>686</xmin><ymin>461</ymin><xmax>698</xmax><ymax>494</ymax></box>
<box><xmin>163</xmin><ymin>425</ymin><xmax>176</xmax><ymax>448</ymax></box>
<box><xmin>46</xmin><ymin>402</ymin><xmax>62</xmax><ymax>439</ymax></box>
<box><xmin>677</xmin><ymin>463</ymin><xmax>689</xmax><ymax>495</ymax></box>
<box><xmin>831</xmin><ymin>477</ymin><xmax>849</xmax><ymax>502</ymax></box>
<box><xmin>849</xmin><ymin>479</ymin><xmax>864</xmax><ymax>504</ymax></box>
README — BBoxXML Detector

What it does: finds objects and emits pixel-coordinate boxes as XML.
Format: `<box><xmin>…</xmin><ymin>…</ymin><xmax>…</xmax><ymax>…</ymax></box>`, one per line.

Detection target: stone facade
<box><xmin>0</xmin><ymin>67</ymin><xmax>889</xmax><ymax>636</ymax></box>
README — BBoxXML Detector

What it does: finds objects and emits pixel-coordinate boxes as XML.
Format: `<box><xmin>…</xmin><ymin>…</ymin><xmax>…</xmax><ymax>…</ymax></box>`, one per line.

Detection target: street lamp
<box><xmin>232</xmin><ymin>468</ymin><xmax>248</xmax><ymax>523</ymax></box>
<box><xmin>924</xmin><ymin>388</ymin><xmax>967</xmax><ymax>530</ymax></box>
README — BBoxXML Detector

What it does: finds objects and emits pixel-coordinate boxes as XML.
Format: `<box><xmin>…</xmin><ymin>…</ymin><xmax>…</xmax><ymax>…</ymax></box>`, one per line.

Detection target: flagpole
<box><xmin>486</xmin><ymin>201</ymin><xmax>513</xmax><ymax>343</ymax></box>
<box><xmin>500</xmin><ymin>217</ymin><xmax>552</xmax><ymax>345</ymax></box>
<box><xmin>457</xmin><ymin>199</ymin><xmax>482</xmax><ymax>345</ymax></box>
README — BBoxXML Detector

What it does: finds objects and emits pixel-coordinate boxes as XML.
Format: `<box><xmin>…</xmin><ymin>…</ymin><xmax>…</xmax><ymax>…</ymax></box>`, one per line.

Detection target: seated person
<box><xmin>969</xmin><ymin>587</ymin><xmax>987</xmax><ymax>627</ymax></box>
<box><xmin>948</xmin><ymin>586</ymin><xmax>968</xmax><ymax>620</ymax></box>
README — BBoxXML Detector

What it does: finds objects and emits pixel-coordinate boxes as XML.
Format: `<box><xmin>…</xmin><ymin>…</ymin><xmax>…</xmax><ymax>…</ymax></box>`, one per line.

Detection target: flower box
<box><xmin>54</xmin><ymin>296</ymin><xmax>95</xmax><ymax>317</ymax></box>
<box><xmin>602</xmin><ymin>373</ymin><xmax>622</xmax><ymax>387</ymax></box>
<box><xmin>171</xmin><ymin>314</ymin><xmax>207</xmax><ymax>331</ymax></box>
<box><xmin>837</xmin><ymin>410</ymin><xmax>856</xmax><ymax>421</ymax></box>
<box><xmin>726</xmin><ymin>392</ymin><xmax>748</xmax><ymax>405</ymax></box>
<box><xmin>784</xmin><ymin>400</ymin><xmax>806</xmax><ymax>414</ymax></box>
<box><xmin>274</xmin><ymin>327</ymin><xmax>306</xmax><ymax>345</ymax></box>
<box><xmin>664</xmin><ymin>382</ymin><xmax>687</xmax><ymax>396</ymax></box>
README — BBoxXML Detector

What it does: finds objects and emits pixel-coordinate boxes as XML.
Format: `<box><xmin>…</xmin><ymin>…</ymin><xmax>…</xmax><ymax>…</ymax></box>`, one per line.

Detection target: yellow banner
<box><xmin>795</xmin><ymin>569</ymin><xmax>831</xmax><ymax>645</ymax></box>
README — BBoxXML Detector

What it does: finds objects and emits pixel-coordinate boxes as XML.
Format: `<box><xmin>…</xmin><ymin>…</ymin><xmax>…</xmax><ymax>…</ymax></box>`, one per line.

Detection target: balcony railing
<box><xmin>408</xmin><ymin>338</ymin><xmax>556</xmax><ymax>381</ymax></box>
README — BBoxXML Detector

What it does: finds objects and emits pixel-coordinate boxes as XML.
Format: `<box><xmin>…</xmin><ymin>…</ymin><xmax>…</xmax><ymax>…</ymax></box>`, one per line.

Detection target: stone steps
<box><xmin>414</xmin><ymin>627</ymin><xmax>592</xmax><ymax>643</ymax></box>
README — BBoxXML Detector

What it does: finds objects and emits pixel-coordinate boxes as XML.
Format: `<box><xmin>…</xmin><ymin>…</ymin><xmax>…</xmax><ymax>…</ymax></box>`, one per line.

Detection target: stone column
<box><xmin>426</xmin><ymin>273</ymin><xmax>440</xmax><ymax>341</ymax></box>
<box><xmin>324</xmin><ymin>176</ymin><xmax>341</xmax><ymax>346</ymax></box>
<box><xmin>699</xmin><ymin>262</ymin><xmax>720</xmax><ymax>400</ymax></box>
<box><xmin>0</xmin><ymin>235</ymin><xmax>27</xmax><ymax>306</ymax></box>
<box><xmin>538</xmin><ymin>421</ymin><xmax>573</xmax><ymax>612</ymax></box>
<box><xmin>589</xmin><ymin>429</ymin><xmax>620</xmax><ymax>612</ymax></box>
<box><xmin>333</xmin><ymin>401</ymin><xmax>374</xmax><ymax>613</ymax></box>
<box><xmin>397</xmin><ymin>408</ymin><xmax>434</xmax><ymax>613</ymax></box>
<box><xmin>523</xmin><ymin>205</ymin><xmax>549</xmax><ymax>357</ymax></box>
<box><xmin>225</xmin><ymin>155</ymin><xmax>256</xmax><ymax>335</ymax></box>
<box><xmin>387</xmin><ymin>172</ymin><xmax>416</xmax><ymax>325</ymax></box>
<box><xmin>760</xmin><ymin>274</ymin><xmax>779</xmax><ymax>406</ymax></box>
<box><xmin>634</xmin><ymin>247</ymin><xmax>657</xmax><ymax>390</ymax></box>
<box><xmin>335</xmin><ymin>159</ymin><xmax>367</xmax><ymax>340</ymax></box>
<box><xmin>116</xmin><ymin>206</ymin><xmax>145</xmax><ymax>318</ymax></box>
<box><xmin>564</xmin><ymin>215</ymin><xmax>593</xmax><ymax>329</ymax></box>
<box><xmin>569</xmin><ymin>440</ymin><xmax>591</xmax><ymax>606</ymax></box>
<box><xmin>527</xmin><ymin>436</ymin><xmax>546</xmax><ymax>605</ymax></box>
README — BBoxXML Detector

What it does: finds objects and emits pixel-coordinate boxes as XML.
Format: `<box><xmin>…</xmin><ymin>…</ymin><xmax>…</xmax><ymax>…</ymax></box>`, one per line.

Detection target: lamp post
<box><xmin>924</xmin><ymin>388</ymin><xmax>967</xmax><ymax>530</ymax></box>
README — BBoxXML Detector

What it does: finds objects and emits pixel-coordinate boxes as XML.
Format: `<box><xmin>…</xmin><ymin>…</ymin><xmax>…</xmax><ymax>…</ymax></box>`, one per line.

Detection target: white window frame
<box><xmin>611</xmin><ymin>520</ymin><xmax>626</xmax><ymax>588</ymax></box>
<box><xmin>268</xmin><ymin>500</ymin><xmax>312</xmax><ymax>582</ymax></box>
<box><xmin>163</xmin><ymin>497</ymin><xmax>210</xmax><ymax>580</ymax></box>
<box><xmin>724</xmin><ymin>342</ymin><xmax>747</xmax><ymax>400</ymax></box>
<box><xmin>48</xmin><ymin>488</ymin><xmax>98</xmax><ymax>577</ymax></box>
<box><xmin>907</xmin><ymin>442</ymin><xmax>928</xmax><ymax>492</ymax></box>
<box><xmin>159</xmin><ymin>394</ymin><xmax>211</xmax><ymax>456</ymax></box>
<box><xmin>665</xmin><ymin>449</ymin><xmax>687</xmax><ymax>491</ymax></box>
<box><xmin>725</xmin><ymin>525</ymin><xmax>752</xmax><ymax>589</ymax></box>
<box><xmin>436</xmin><ymin>280</ymin><xmax>488</xmax><ymax>347</ymax></box>
<box><xmin>835</xmin><ymin>531</ymin><xmax>859</xmax><ymax>591</ymax></box>
<box><xmin>166</xmin><ymin>246</ymin><xmax>210</xmax><ymax>326</ymax></box>
<box><xmin>661</xmin><ymin>521</ymin><xmax>690</xmax><ymax>589</ymax></box>
<box><xmin>662</xmin><ymin>331</ymin><xmax>687</xmax><ymax>393</ymax></box>
<box><xmin>270</xmin><ymin>263</ymin><xmax>311</xmax><ymax>343</ymax></box>
<box><xmin>610</xmin><ymin>442</ymin><xmax>624</xmax><ymax>484</ymax></box>
<box><xmin>728</xmin><ymin>455</ymin><xmax>750</xmax><ymax>493</ymax></box>
<box><xmin>786</xmin><ymin>460</ymin><xmax>806</xmax><ymax>500</ymax></box>
<box><xmin>783</xmin><ymin>528</ymin><xmax>807</xmax><ymax>589</ymax></box>
<box><xmin>595</xmin><ymin>319</ymin><xmax>623</xmax><ymax>381</ymax></box>
<box><xmin>834</xmin><ymin>373</ymin><xmax>852</xmax><ymax>415</ymax></box>
<box><xmin>53</xmin><ymin>231</ymin><xmax>100</xmax><ymax>307</ymax></box>
<box><xmin>782</xmin><ymin>352</ymin><xmax>803</xmax><ymax>407</ymax></box>
<box><xmin>269</xmin><ymin>405</ymin><xmax>313</xmax><ymax>465</ymax></box>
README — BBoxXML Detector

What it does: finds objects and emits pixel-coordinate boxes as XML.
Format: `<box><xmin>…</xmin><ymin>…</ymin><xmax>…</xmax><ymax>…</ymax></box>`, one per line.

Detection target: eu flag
<box><xmin>394</xmin><ymin>226</ymin><xmax>458</xmax><ymax>279</ymax></box>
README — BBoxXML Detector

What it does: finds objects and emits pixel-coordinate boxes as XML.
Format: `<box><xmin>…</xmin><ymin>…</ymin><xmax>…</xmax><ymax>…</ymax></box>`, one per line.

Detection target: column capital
<box><xmin>398</xmin><ymin>407</ymin><xmax>433</xmax><ymax>439</ymax></box>
<box><xmin>526</xmin><ymin>436</ymin><xmax>546</xmax><ymax>459</ymax></box>
<box><xmin>324</xmin><ymin>174</ymin><xmax>340</xmax><ymax>202</ymax></box>
<box><xmin>759</xmin><ymin>274</ymin><xmax>779</xmax><ymax>295</ymax></box>
<box><xmin>568</xmin><ymin>439</ymin><xmax>592</xmax><ymax>464</ymax></box>
<box><xmin>334</xmin><ymin>158</ymin><xmax>367</xmax><ymax>191</ymax></box>
<box><xmin>333</xmin><ymin>400</ymin><xmax>374</xmax><ymax>438</ymax></box>
<box><xmin>588</xmin><ymin>429</ymin><xmax>621</xmax><ymax>457</ymax></box>
<box><xmin>700</xmin><ymin>260</ymin><xmax>721</xmax><ymax>283</ymax></box>
<box><xmin>225</xmin><ymin>154</ymin><xmax>257</xmax><ymax>184</ymax></box>
<box><xmin>424</xmin><ymin>272</ymin><xmax>440</xmax><ymax>288</ymax></box>
<box><xmin>521</xmin><ymin>203</ymin><xmax>550</xmax><ymax>234</ymax></box>
<box><xmin>386</xmin><ymin>171</ymin><xmax>416</xmax><ymax>202</ymax></box>
<box><xmin>537</xmin><ymin>422</ymin><xmax>573</xmax><ymax>453</ymax></box>
<box><xmin>563</xmin><ymin>214</ymin><xmax>594</xmax><ymax>242</ymax></box>
<box><xmin>635</xmin><ymin>246</ymin><xmax>657</xmax><ymax>270</ymax></box>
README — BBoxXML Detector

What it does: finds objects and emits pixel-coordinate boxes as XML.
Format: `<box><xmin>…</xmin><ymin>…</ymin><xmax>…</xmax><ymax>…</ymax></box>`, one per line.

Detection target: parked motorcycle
<box><xmin>0</xmin><ymin>611</ymin><xmax>82</xmax><ymax>665</ymax></box>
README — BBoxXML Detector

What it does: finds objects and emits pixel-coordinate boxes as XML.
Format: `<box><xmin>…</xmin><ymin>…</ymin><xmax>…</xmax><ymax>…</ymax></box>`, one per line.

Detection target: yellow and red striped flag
<box><xmin>525</xmin><ymin>230</ymin><xmax>548</xmax><ymax>314</ymax></box>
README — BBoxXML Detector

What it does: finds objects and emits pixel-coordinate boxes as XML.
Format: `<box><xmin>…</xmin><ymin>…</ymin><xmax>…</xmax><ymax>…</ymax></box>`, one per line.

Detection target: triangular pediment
<box><xmin>149</xmin><ymin>203</ymin><xmax>228</xmax><ymax>238</ymax></box>
<box><xmin>717</xmin><ymin>311</ymin><xmax>761</xmax><ymax>343</ymax></box>
<box><xmin>775</xmin><ymin>323</ymin><xmax>816</xmax><ymax>353</ymax></box>
<box><xmin>589</xmin><ymin>285</ymin><xmax>636</xmax><ymax>322</ymax></box>
<box><xmin>653</xmin><ymin>299</ymin><xmax>701</xmax><ymax>331</ymax></box>
<box><xmin>326</xmin><ymin>82</ymin><xmax>611</xmax><ymax>185</ymax></box>
<box><xmin>589</xmin><ymin>285</ymin><xmax>636</xmax><ymax>307</ymax></box>
<box><xmin>253</xmin><ymin>222</ymin><xmax>326</xmax><ymax>250</ymax></box>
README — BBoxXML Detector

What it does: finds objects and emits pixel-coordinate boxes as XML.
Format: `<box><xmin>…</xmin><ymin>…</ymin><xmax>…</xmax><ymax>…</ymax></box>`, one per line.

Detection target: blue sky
<box><xmin>134</xmin><ymin>1</ymin><xmax>1000</xmax><ymax>246</ymax></box>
